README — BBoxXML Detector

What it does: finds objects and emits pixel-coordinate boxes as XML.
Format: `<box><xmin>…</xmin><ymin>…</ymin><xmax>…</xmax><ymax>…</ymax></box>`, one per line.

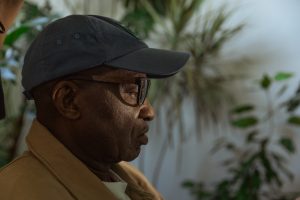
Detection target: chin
<box><xmin>123</xmin><ymin>149</ymin><xmax>141</xmax><ymax>162</ymax></box>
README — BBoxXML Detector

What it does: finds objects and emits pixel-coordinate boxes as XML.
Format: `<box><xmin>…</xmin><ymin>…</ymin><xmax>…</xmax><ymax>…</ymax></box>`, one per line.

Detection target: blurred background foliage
<box><xmin>0</xmin><ymin>1</ymin><xmax>57</xmax><ymax>166</ymax></box>
<box><xmin>182</xmin><ymin>72</ymin><xmax>300</xmax><ymax>199</ymax></box>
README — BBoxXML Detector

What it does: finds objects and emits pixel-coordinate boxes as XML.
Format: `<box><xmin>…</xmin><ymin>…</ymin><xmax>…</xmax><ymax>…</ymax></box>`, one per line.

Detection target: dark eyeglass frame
<box><xmin>65</xmin><ymin>76</ymin><xmax>151</xmax><ymax>106</ymax></box>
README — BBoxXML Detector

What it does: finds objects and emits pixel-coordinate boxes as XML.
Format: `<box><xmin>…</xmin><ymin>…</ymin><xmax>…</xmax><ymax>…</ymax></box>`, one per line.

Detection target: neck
<box><xmin>89</xmin><ymin>165</ymin><xmax>120</xmax><ymax>182</ymax></box>
<box><xmin>81</xmin><ymin>159</ymin><xmax>121</xmax><ymax>182</ymax></box>
<box><xmin>64</xmin><ymin>143</ymin><xmax>121</xmax><ymax>182</ymax></box>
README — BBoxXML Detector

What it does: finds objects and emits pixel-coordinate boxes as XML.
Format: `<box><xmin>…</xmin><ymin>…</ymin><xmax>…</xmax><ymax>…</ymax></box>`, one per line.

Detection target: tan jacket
<box><xmin>0</xmin><ymin>120</ymin><xmax>163</xmax><ymax>200</ymax></box>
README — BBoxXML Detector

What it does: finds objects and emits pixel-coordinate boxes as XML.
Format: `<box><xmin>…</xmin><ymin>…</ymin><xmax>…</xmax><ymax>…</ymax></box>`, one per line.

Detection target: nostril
<box><xmin>141</xmin><ymin>106</ymin><xmax>155</xmax><ymax>121</ymax></box>
<box><xmin>144</xmin><ymin>114</ymin><xmax>154</xmax><ymax>121</ymax></box>
<box><xmin>139</xmin><ymin>101</ymin><xmax>155</xmax><ymax>121</ymax></box>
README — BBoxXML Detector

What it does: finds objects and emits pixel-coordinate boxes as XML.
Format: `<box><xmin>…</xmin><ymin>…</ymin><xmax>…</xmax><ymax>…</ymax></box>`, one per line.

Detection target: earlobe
<box><xmin>51</xmin><ymin>81</ymin><xmax>81</xmax><ymax>120</ymax></box>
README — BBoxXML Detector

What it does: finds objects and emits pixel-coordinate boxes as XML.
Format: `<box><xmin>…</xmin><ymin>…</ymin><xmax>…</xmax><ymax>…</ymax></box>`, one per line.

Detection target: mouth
<box><xmin>138</xmin><ymin>134</ymin><xmax>148</xmax><ymax>145</ymax></box>
<box><xmin>137</xmin><ymin>126</ymin><xmax>149</xmax><ymax>146</ymax></box>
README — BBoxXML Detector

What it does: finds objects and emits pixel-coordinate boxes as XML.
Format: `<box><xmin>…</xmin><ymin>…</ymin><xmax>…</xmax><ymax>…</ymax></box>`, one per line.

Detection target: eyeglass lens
<box><xmin>138</xmin><ymin>79</ymin><xmax>150</xmax><ymax>105</ymax></box>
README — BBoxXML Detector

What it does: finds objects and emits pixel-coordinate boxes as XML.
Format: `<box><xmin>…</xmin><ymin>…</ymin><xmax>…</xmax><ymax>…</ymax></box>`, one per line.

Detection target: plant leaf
<box><xmin>260</xmin><ymin>74</ymin><xmax>271</xmax><ymax>90</ymax></box>
<box><xmin>210</xmin><ymin>137</ymin><xmax>226</xmax><ymax>154</ymax></box>
<box><xmin>279</xmin><ymin>137</ymin><xmax>295</xmax><ymax>154</ymax></box>
<box><xmin>286</xmin><ymin>98</ymin><xmax>300</xmax><ymax>112</ymax></box>
<box><xmin>226</xmin><ymin>143</ymin><xmax>236</xmax><ymax>151</ymax></box>
<box><xmin>176</xmin><ymin>0</ymin><xmax>204</xmax><ymax>35</ymax></box>
<box><xmin>276</xmin><ymin>84</ymin><xmax>288</xmax><ymax>97</ymax></box>
<box><xmin>231</xmin><ymin>116</ymin><xmax>258</xmax><ymax>128</ymax></box>
<box><xmin>230</xmin><ymin>104</ymin><xmax>254</xmax><ymax>114</ymax></box>
<box><xmin>259</xmin><ymin>151</ymin><xmax>280</xmax><ymax>185</ymax></box>
<box><xmin>271</xmin><ymin>152</ymin><xmax>293</xmax><ymax>181</ymax></box>
<box><xmin>274</xmin><ymin>72</ymin><xmax>293</xmax><ymax>81</ymax></box>
<box><xmin>288</xmin><ymin>116</ymin><xmax>300</xmax><ymax>125</ymax></box>
<box><xmin>182</xmin><ymin>180</ymin><xmax>195</xmax><ymax>188</ymax></box>
<box><xmin>122</xmin><ymin>8</ymin><xmax>155</xmax><ymax>38</ymax></box>
<box><xmin>246</xmin><ymin>130</ymin><xmax>259</xmax><ymax>143</ymax></box>
<box><xmin>4</xmin><ymin>26</ymin><xmax>30</xmax><ymax>46</ymax></box>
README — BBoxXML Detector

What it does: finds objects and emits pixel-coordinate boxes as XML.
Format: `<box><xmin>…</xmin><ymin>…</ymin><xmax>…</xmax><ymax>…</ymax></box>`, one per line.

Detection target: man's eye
<box><xmin>128</xmin><ymin>92</ymin><xmax>138</xmax><ymax>98</ymax></box>
<box><xmin>122</xmin><ymin>84</ymin><xmax>138</xmax><ymax>94</ymax></box>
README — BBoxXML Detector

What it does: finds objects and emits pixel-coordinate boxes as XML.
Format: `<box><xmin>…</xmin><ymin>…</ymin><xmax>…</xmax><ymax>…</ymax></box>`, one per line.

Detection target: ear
<box><xmin>51</xmin><ymin>81</ymin><xmax>81</xmax><ymax>120</ymax></box>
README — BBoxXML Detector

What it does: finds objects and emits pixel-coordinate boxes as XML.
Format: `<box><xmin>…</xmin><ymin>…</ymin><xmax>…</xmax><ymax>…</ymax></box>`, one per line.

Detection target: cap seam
<box><xmin>84</xmin><ymin>16</ymin><xmax>107</xmax><ymax>60</ymax></box>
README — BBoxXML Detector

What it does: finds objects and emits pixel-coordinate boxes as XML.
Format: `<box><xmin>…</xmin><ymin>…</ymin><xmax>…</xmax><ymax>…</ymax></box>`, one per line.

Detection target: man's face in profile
<box><xmin>68</xmin><ymin>67</ymin><xmax>155</xmax><ymax>164</ymax></box>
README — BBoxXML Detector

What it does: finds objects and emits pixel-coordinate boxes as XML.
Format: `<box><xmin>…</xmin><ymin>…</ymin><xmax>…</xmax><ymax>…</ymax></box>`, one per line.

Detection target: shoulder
<box><xmin>0</xmin><ymin>151</ymin><xmax>39</xmax><ymax>178</ymax></box>
<box><xmin>119</xmin><ymin>161</ymin><xmax>164</xmax><ymax>200</ymax></box>
<box><xmin>0</xmin><ymin>151</ymin><xmax>73</xmax><ymax>200</ymax></box>
<box><xmin>118</xmin><ymin>161</ymin><xmax>148</xmax><ymax>184</ymax></box>
<box><xmin>0</xmin><ymin>151</ymin><xmax>50</xmax><ymax>180</ymax></box>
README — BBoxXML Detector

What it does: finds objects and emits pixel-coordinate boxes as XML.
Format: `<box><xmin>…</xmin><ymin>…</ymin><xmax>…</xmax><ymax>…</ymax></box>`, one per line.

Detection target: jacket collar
<box><xmin>26</xmin><ymin>119</ymin><xmax>118</xmax><ymax>200</ymax></box>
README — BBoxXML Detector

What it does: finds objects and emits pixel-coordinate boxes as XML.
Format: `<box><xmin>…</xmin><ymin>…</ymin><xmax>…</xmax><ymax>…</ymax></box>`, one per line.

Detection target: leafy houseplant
<box><xmin>182</xmin><ymin>72</ymin><xmax>300</xmax><ymax>200</ymax></box>
<box><xmin>0</xmin><ymin>1</ymin><xmax>57</xmax><ymax>166</ymax></box>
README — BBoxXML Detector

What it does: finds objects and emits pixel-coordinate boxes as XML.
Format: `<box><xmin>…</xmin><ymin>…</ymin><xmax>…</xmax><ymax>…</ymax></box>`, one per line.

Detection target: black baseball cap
<box><xmin>21</xmin><ymin>14</ymin><xmax>190</xmax><ymax>99</ymax></box>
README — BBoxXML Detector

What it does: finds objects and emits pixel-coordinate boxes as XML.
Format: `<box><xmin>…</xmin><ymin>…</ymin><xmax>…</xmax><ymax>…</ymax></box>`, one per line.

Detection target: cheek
<box><xmin>77</xmin><ymin>90</ymin><xmax>119</xmax><ymax>154</ymax></box>
<box><xmin>111</xmin><ymin>105</ymin><xmax>135</xmax><ymax>143</ymax></box>
<box><xmin>106</xmin><ymin>101</ymin><xmax>141</xmax><ymax>157</ymax></box>
<box><xmin>80</xmin><ymin>88</ymin><xmax>140</xmax><ymax>161</ymax></box>
<box><xmin>101</xmin><ymin>90</ymin><xmax>137</xmax><ymax>132</ymax></box>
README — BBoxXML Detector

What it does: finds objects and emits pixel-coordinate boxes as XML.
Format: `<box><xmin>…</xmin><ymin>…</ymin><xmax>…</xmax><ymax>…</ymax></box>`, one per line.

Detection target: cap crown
<box><xmin>22</xmin><ymin>15</ymin><xmax>147</xmax><ymax>92</ymax></box>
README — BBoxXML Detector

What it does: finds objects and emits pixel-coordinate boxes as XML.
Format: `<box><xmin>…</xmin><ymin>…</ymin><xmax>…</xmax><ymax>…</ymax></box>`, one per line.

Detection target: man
<box><xmin>0</xmin><ymin>14</ymin><xmax>189</xmax><ymax>199</ymax></box>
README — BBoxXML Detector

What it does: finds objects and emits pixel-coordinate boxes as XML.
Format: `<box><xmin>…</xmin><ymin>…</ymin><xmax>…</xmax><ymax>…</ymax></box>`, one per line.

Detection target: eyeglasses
<box><xmin>65</xmin><ymin>76</ymin><xmax>151</xmax><ymax>106</ymax></box>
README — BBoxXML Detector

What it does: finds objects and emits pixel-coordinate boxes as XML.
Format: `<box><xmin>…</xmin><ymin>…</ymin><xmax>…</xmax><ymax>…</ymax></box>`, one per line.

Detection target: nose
<box><xmin>138</xmin><ymin>99</ymin><xmax>155</xmax><ymax>121</ymax></box>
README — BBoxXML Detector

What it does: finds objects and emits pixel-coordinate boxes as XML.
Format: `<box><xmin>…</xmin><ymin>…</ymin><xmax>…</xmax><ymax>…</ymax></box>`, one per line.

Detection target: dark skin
<box><xmin>32</xmin><ymin>66</ymin><xmax>155</xmax><ymax>182</ymax></box>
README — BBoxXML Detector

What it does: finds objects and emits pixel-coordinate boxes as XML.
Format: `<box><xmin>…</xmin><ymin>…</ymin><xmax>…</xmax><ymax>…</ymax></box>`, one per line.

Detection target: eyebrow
<box><xmin>122</xmin><ymin>71</ymin><xmax>147</xmax><ymax>77</ymax></box>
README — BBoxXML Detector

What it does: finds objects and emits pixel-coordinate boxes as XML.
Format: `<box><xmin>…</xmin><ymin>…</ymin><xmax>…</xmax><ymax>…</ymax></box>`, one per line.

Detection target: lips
<box><xmin>138</xmin><ymin>134</ymin><xmax>148</xmax><ymax>145</ymax></box>
<box><xmin>137</xmin><ymin>126</ymin><xmax>149</xmax><ymax>145</ymax></box>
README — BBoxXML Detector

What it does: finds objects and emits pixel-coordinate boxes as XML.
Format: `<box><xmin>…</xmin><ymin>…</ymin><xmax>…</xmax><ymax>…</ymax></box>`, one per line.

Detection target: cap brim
<box><xmin>105</xmin><ymin>48</ymin><xmax>190</xmax><ymax>78</ymax></box>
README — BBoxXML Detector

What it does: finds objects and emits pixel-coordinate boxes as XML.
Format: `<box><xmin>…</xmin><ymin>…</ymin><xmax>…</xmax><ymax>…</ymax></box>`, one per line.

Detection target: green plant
<box><xmin>182</xmin><ymin>72</ymin><xmax>300</xmax><ymax>200</ymax></box>
<box><xmin>0</xmin><ymin>1</ymin><xmax>57</xmax><ymax>166</ymax></box>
